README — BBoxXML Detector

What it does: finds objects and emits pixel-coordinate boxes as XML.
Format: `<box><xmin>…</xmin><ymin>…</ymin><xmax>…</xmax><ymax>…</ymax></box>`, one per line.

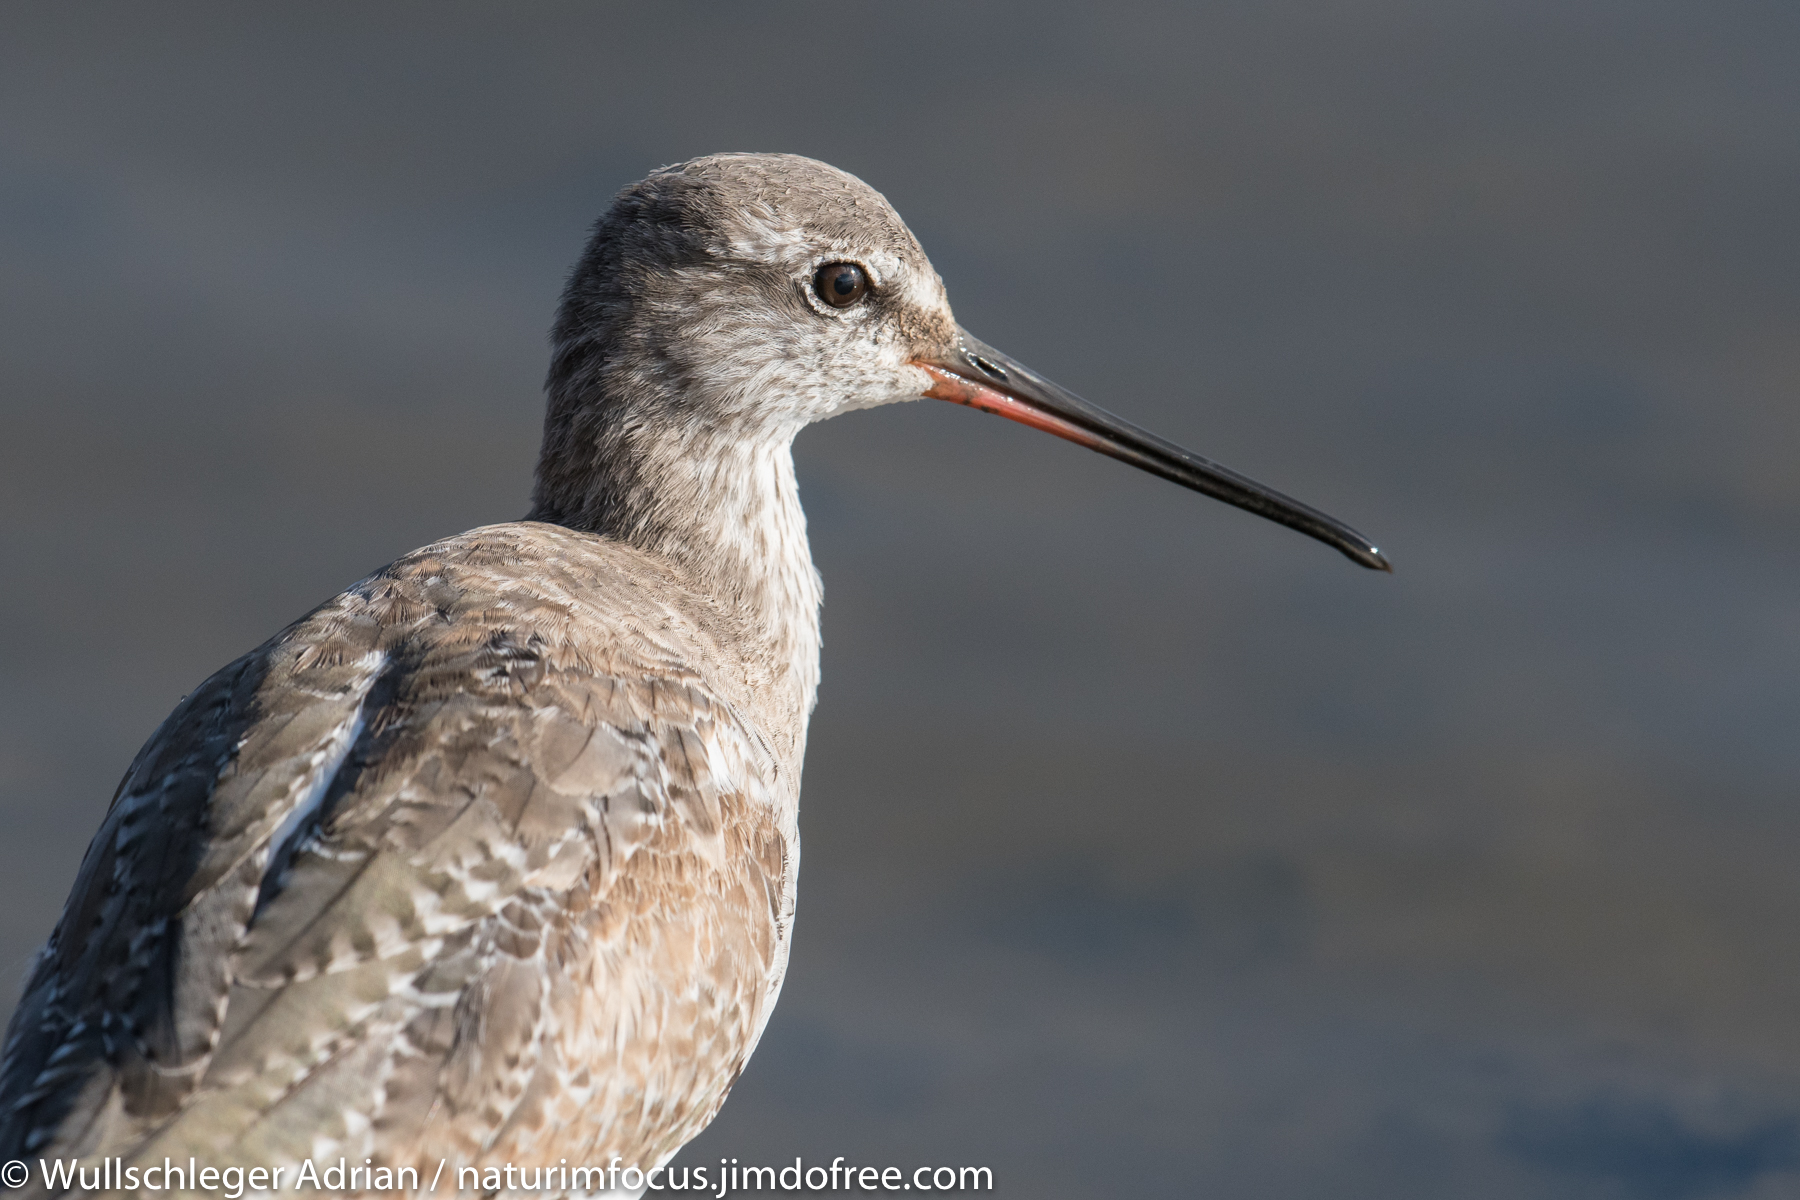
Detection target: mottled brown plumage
<box><xmin>1</xmin><ymin>152</ymin><xmax>1385</xmax><ymax>1198</ymax></box>
<box><xmin>4</xmin><ymin>525</ymin><xmax>800</xmax><ymax>1190</ymax></box>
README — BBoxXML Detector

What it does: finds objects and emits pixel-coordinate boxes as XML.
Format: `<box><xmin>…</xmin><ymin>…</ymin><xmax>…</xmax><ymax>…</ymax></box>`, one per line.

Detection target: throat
<box><xmin>530</xmin><ymin>420</ymin><xmax>824</xmax><ymax>747</ymax></box>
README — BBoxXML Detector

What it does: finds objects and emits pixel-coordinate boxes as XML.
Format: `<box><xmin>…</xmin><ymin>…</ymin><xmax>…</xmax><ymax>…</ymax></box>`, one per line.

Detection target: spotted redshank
<box><xmin>0</xmin><ymin>153</ymin><xmax>1386</xmax><ymax>1197</ymax></box>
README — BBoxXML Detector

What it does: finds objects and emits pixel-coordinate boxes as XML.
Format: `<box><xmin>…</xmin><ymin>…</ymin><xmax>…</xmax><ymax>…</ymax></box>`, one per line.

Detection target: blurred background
<box><xmin>3</xmin><ymin>4</ymin><xmax>1797</xmax><ymax>1196</ymax></box>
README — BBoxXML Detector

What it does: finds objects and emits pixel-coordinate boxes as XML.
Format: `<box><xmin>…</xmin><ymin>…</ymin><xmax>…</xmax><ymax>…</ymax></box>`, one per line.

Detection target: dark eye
<box><xmin>813</xmin><ymin>262</ymin><xmax>870</xmax><ymax>308</ymax></box>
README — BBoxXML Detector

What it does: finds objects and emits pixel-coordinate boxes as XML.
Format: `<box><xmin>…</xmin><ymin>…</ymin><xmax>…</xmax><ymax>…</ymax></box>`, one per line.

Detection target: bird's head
<box><xmin>546</xmin><ymin>152</ymin><xmax>955</xmax><ymax>432</ymax></box>
<box><xmin>539</xmin><ymin>152</ymin><xmax>1388</xmax><ymax>571</ymax></box>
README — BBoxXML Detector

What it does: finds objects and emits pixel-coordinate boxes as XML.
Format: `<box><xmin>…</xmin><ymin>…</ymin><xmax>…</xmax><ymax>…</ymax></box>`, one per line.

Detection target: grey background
<box><xmin>3</xmin><ymin>4</ymin><xmax>1798</xmax><ymax>1196</ymax></box>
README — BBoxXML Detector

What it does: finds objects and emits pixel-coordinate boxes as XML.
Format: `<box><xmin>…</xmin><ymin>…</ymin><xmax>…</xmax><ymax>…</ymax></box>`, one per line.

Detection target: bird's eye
<box><xmin>813</xmin><ymin>262</ymin><xmax>870</xmax><ymax>308</ymax></box>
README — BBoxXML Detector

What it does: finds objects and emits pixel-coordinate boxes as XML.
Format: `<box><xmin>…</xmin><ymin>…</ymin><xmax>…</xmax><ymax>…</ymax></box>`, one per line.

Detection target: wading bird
<box><xmin>0</xmin><ymin>154</ymin><xmax>1386</xmax><ymax>1197</ymax></box>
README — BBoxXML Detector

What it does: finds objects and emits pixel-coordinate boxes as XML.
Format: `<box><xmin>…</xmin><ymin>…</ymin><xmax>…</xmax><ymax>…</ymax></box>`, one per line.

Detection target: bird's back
<box><xmin>0</xmin><ymin>521</ymin><xmax>799</xmax><ymax>1185</ymax></box>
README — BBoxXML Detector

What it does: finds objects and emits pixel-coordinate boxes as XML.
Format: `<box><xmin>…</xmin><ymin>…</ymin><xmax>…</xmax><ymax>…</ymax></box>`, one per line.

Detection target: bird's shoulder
<box><xmin>0</xmin><ymin>520</ymin><xmax>791</xmax><ymax>1163</ymax></box>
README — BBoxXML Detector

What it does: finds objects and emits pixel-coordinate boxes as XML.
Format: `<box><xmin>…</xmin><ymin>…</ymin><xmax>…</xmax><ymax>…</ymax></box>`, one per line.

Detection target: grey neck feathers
<box><xmin>528</xmin><ymin>364</ymin><xmax>824</xmax><ymax>764</ymax></box>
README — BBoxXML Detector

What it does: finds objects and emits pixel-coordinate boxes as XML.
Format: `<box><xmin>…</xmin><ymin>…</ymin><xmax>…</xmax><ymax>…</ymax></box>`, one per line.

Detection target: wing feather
<box><xmin>0</xmin><ymin>530</ymin><xmax>794</xmax><ymax>1181</ymax></box>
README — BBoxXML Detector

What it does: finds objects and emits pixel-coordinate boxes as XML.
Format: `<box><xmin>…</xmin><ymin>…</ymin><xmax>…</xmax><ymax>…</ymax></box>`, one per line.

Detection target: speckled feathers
<box><xmin>0</xmin><ymin>153</ymin><xmax>967</xmax><ymax>1197</ymax></box>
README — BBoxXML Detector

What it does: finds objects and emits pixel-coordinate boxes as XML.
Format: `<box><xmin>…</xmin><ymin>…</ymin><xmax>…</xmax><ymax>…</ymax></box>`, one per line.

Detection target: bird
<box><xmin>0</xmin><ymin>153</ymin><xmax>1387</xmax><ymax>1197</ymax></box>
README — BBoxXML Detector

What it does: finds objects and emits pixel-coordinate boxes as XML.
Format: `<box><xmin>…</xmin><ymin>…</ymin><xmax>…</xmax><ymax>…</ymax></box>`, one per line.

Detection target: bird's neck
<box><xmin>530</xmin><ymin>415</ymin><xmax>823</xmax><ymax>767</ymax></box>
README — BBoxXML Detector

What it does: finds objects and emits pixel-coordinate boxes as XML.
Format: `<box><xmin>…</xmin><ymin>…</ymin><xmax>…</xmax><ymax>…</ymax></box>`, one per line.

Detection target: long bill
<box><xmin>912</xmin><ymin>327</ymin><xmax>1391</xmax><ymax>571</ymax></box>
